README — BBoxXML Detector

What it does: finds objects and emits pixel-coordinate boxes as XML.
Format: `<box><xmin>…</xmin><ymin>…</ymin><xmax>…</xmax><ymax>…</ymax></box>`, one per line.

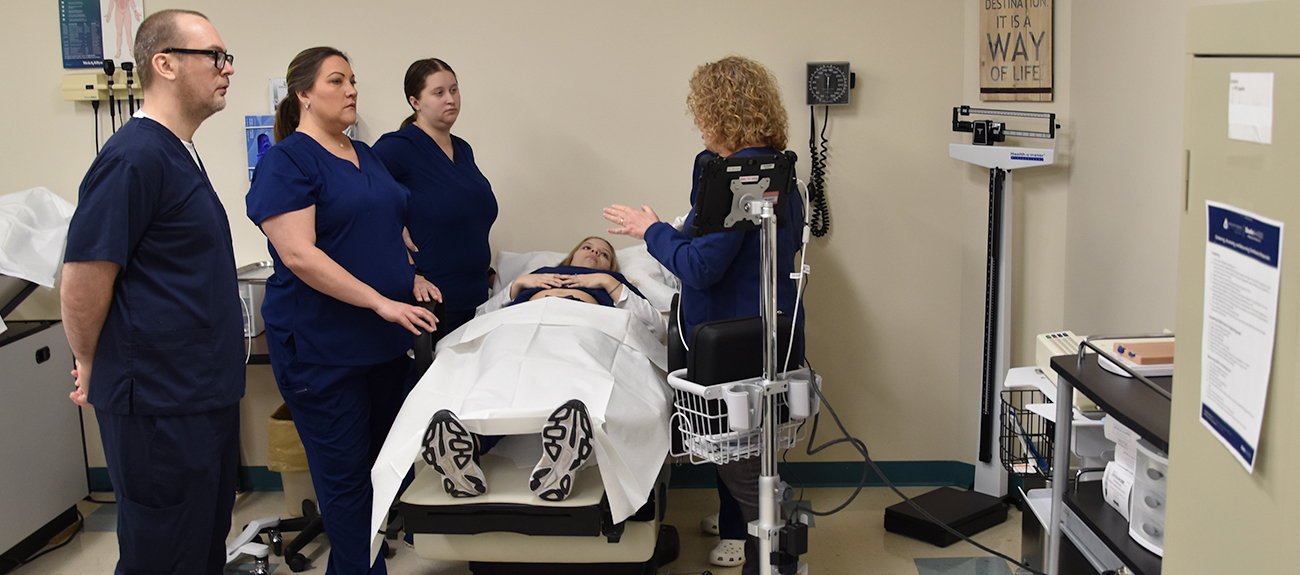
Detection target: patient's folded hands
<box><xmin>509</xmin><ymin>272</ymin><xmax>567</xmax><ymax>299</ymax></box>
<box><xmin>421</xmin><ymin>399</ymin><xmax>595</xmax><ymax>502</ymax></box>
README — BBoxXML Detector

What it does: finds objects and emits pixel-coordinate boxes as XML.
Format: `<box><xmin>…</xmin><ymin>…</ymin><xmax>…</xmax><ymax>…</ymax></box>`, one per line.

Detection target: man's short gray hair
<box><xmin>133</xmin><ymin>9</ymin><xmax>208</xmax><ymax>90</ymax></box>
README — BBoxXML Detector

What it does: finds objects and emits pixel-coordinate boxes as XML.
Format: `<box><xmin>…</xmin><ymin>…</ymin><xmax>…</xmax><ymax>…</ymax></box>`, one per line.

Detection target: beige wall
<box><xmin>5</xmin><ymin>1</ymin><xmax>1236</xmax><ymax>472</ymax></box>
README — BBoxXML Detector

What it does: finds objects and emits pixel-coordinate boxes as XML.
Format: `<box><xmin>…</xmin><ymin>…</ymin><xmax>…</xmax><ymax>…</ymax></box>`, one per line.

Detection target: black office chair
<box><xmin>667</xmin><ymin>293</ymin><xmax>803</xmax><ymax>450</ymax></box>
<box><xmin>253</xmin><ymin>499</ymin><xmax>325</xmax><ymax>572</ymax></box>
<box><xmin>257</xmin><ymin>300</ymin><xmax>444</xmax><ymax>572</ymax></box>
<box><xmin>411</xmin><ymin>299</ymin><xmax>446</xmax><ymax>377</ymax></box>
<box><xmin>381</xmin><ymin>299</ymin><xmax>445</xmax><ymax>543</ymax></box>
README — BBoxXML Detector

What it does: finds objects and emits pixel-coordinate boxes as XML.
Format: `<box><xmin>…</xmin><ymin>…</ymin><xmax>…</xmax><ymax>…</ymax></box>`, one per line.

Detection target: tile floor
<box><xmin>11</xmin><ymin>485</ymin><xmax>1022</xmax><ymax>575</ymax></box>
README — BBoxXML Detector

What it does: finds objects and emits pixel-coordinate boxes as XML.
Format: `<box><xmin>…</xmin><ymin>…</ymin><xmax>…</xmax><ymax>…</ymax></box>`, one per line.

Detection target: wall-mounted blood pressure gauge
<box><xmin>806</xmin><ymin>62</ymin><xmax>853</xmax><ymax>106</ymax></box>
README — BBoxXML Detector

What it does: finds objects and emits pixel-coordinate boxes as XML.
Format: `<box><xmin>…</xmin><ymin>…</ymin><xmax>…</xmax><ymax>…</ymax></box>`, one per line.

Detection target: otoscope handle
<box><xmin>121</xmin><ymin>62</ymin><xmax>136</xmax><ymax>115</ymax></box>
<box><xmin>103</xmin><ymin>59</ymin><xmax>117</xmax><ymax>131</ymax></box>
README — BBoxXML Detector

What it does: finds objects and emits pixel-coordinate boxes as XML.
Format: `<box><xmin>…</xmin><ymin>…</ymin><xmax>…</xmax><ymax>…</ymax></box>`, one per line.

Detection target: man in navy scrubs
<box><xmin>61</xmin><ymin>9</ymin><xmax>244</xmax><ymax>575</ymax></box>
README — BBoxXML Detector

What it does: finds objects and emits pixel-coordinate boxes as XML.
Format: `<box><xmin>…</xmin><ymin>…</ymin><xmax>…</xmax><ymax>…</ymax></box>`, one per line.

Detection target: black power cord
<box><xmin>786</xmin><ymin>377</ymin><xmax>1048</xmax><ymax>575</ymax></box>
<box><xmin>807</xmin><ymin>106</ymin><xmax>831</xmax><ymax>237</ymax></box>
<box><xmin>92</xmin><ymin>100</ymin><xmax>101</xmax><ymax>153</ymax></box>
<box><xmin>8</xmin><ymin>509</ymin><xmax>85</xmax><ymax>570</ymax></box>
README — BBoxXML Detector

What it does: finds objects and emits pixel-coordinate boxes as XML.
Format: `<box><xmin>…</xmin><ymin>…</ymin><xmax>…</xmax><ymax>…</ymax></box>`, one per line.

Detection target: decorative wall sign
<box><xmin>980</xmin><ymin>0</ymin><xmax>1053</xmax><ymax>102</ymax></box>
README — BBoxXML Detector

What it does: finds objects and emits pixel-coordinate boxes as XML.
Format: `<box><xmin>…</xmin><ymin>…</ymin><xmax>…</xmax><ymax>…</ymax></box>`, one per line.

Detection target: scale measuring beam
<box><xmin>950</xmin><ymin>106</ymin><xmax>1057</xmax><ymax>497</ymax></box>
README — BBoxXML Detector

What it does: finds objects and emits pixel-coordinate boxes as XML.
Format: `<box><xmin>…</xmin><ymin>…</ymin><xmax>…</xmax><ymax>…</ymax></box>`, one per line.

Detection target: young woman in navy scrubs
<box><xmin>604</xmin><ymin>56</ymin><xmax>804</xmax><ymax>575</ymax></box>
<box><xmin>246</xmin><ymin>47</ymin><xmax>437</xmax><ymax>575</ymax></box>
<box><xmin>373</xmin><ymin>58</ymin><xmax>498</xmax><ymax>341</ymax></box>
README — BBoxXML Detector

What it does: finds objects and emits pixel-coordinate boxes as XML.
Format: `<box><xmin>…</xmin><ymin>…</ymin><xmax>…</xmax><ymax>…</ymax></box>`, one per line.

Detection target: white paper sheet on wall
<box><xmin>1200</xmin><ymin>201</ymin><xmax>1283</xmax><ymax>473</ymax></box>
<box><xmin>1228</xmin><ymin>72</ymin><xmax>1274</xmax><ymax>144</ymax></box>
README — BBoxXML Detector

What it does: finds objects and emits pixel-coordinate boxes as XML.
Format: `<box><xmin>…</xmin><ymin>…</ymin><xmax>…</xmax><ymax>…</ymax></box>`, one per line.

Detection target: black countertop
<box><xmin>1050</xmin><ymin>354</ymin><xmax>1171</xmax><ymax>453</ymax></box>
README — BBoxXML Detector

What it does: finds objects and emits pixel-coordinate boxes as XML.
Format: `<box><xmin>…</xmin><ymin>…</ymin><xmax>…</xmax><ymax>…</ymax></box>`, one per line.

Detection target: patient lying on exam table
<box><xmin>370</xmin><ymin>236</ymin><xmax>673</xmax><ymax>544</ymax></box>
<box><xmin>478</xmin><ymin>236</ymin><xmax>666</xmax><ymax>339</ymax></box>
<box><xmin>425</xmin><ymin>237</ymin><xmax>665</xmax><ymax>501</ymax></box>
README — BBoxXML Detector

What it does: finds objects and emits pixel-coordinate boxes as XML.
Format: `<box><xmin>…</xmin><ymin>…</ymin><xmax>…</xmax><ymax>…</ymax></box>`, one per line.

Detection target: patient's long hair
<box><xmin>400</xmin><ymin>58</ymin><xmax>456</xmax><ymax>129</ymax></box>
<box><xmin>560</xmin><ymin>237</ymin><xmax>619</xmax><ymax>273</ymax></box>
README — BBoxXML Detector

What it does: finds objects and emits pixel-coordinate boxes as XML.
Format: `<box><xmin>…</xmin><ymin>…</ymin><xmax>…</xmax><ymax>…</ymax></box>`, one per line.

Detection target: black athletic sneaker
<box><xmin>422</xmin><ymin>410</ymin><xmax>487</xmax><ymax>497</ymax></box>
<box><xmin>530</xmin><ymin>399</ymin><xmax>594</xmax><ymax>501</ymax></box>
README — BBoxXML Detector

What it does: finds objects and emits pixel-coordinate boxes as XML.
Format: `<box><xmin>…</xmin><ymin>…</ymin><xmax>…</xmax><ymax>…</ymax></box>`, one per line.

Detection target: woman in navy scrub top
<box><xmin>604</xmin><ymin>56</ymin><xmax>803</xmax><ymax>575</ymax></box>
<box><xmin>373</xmin><ymin>58</ymin><xmax>497</xmax><ymax>341</ymax></box>
<box><xmin>246</xmin><ymin>47</ymin><xmax>437</xmax><ymax>575</ymax></box>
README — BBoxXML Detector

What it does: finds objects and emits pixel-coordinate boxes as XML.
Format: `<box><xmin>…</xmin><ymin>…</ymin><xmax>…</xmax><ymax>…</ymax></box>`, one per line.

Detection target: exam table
<box><xmin>383</xmin><ymin>247</ymin><xmax>683</xmax><ymax>574</ymax></box>
<box><xmin>0</xmin><ymin>188</ymin><xmax>83</xmax><ymax>569</ymax></box>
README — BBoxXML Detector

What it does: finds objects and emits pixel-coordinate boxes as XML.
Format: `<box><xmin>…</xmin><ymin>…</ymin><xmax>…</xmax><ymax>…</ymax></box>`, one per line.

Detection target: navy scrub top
<box><xmin>644</xmin><ymin>147</ymin><xmax>805</xmax><ymax>339</ymax></box>
<box><xmin>246</xmin><ymin>132</ymin><xmax>416</xmax><ymax>366</ymax></box>
<box><xmin>372</xmin><ymin>124</ymin><xmax>497</xmax><ymax>316</ymax></box>
<box><xmin>64</xmin><ymin>116</ymin><xmax>246</xmax><ymax>416</ymax></box>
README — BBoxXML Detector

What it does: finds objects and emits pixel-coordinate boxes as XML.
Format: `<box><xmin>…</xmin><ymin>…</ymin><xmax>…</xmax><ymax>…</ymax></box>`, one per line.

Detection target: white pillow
<box><xmin>613</xmin><ymin>244</ymin><xmax>680</xmax><ymax>312</ymax></box>
<box><xmin>494</xmin><ymin>244</ymin><xmax>680</xmax><ymax>313</ymax></box>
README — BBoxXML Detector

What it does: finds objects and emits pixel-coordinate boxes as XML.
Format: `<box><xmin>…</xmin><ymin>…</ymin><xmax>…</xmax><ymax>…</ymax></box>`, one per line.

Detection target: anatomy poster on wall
<box><xmin>979</xmin><ymin>0</ymin><xmax>1053</xmax><ymax>102</ymax></box>
<box><xmin>1200</xmin><ymin>201</ymin><xmax>1283</xmax><ymax>473</ymax></box>
<box><xmin>102</xmin><ymin>0</ymin><xmax>143</xmax><ymax>62</ymax></box>
<box><xmin>59</xmin><ymin>0</ymin><xmax>143</xmax><ymax>69</ymax></box>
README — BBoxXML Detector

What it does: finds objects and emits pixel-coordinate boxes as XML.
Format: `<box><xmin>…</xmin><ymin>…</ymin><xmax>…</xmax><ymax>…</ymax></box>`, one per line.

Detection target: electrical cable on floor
<box><xmin>760</xmin><ymin>180</ymin><xmax>1046</xmax><ymax>571</ymax></box>
<box><xmin>792</xmin><ymin>376</ymin><xmax>1048</xmax><ymax>575</ymax></box>
<box><xmin>10</xmin><ymin>509</ymin><xmax>85</xmax><ymax>569</ymax></box>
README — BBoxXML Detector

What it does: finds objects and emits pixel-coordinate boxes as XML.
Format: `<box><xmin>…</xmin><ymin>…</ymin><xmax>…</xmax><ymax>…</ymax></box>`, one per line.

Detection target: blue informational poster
<box><xmin>61</xmin><ymin>0</ymin><xmax>105</xmax><ymax>69</ymax></box>
<box><xmin>1200</xmin><ymin>201</ymin><xmax>1284</xmax><ymax>473</ymax></box>
<box><xmin>246</xmin><ymin>115</ymin><xmax>276</xmax><ymax>181</ymax></box>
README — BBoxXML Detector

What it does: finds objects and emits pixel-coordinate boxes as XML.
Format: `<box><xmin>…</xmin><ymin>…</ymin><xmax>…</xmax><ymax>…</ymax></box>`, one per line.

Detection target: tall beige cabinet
<box><xmin>1166</xmin><ymin>1</ymin><xmax>1300</xmax><ymax>572</ymax></box>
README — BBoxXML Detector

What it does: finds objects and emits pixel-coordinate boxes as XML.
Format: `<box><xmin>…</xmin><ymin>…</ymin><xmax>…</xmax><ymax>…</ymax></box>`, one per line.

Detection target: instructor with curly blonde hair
<box><xmin>604</xmin><ymin>55</ymin><xmax>804</xmax><ymax>574</ymax></box>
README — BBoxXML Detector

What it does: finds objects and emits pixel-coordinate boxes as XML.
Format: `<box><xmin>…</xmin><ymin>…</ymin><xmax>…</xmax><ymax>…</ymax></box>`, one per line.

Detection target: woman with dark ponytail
<box><xmin>374</xmin><ymin>58</ymin><xmax>497</xmax><ymax>342</ymax></box>
<box><xmin>246</xmin><ymin>46</ymin><xmax>437</xmax><ymax>575</ymax></box>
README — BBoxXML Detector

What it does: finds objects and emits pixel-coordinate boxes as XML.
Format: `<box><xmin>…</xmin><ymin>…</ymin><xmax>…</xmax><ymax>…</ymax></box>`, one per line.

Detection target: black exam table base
<box><xmin>399</xmin><ymin>467</ymin><xmax>679</xmax><ymax>574</ymax></box>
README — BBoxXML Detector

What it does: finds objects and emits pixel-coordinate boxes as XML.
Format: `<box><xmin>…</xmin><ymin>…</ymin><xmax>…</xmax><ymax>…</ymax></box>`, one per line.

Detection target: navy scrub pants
<box><xmin>96</xmin><ymin>403</ymin><xmax>240</xmax><ymax>575</ymax></box>
<box><xmin>270</xmin><ymin>345</ymin><xmax>410</xmax><ymax>575</ymax></box>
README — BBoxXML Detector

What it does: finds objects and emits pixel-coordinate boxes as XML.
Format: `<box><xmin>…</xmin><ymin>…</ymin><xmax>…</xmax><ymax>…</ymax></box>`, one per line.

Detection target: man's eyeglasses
<box><xmin>161</xmin><ymin>48</ymin><xmax>234</xmax><ymax>70</ymax></box>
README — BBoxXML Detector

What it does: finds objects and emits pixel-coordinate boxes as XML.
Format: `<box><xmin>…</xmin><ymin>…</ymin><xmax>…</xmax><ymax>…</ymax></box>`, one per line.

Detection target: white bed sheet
<box><xmin>370</xmin><ymin>297</ymin><xmax>671</xmax><ymax>561</ymax></box>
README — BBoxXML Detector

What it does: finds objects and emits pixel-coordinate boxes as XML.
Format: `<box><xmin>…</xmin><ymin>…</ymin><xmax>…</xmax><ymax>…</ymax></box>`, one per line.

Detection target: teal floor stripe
<box><xmin>667</xmin><ymin>460</ymin><xmax>974</xmax><ymax>489</ymax></box>
<box><xmin>241</xmin><ymin>466</ymin><xmax>285</xmax><ymax>491</ymax></box>
<box><xmin>87</xmin><ymin>461</ymin><xmax>975</xmax><ymax>493</ymax></box>
<box><xmin>88</xmin><ymin>467</ymin><xmax>112</xmax><ymax>493</ymax></box>
<box><xmin>89</xmin><ymin>466</ymin><xmax>286</xmax><ymax>493</ymax></box>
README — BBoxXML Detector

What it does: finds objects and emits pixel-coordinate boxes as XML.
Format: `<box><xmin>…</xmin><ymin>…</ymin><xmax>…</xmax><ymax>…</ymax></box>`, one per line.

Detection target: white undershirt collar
<box><xmin>133</xmin><ymin>109</ymin><xmax>201</xmax><ymax>168</ymax></box>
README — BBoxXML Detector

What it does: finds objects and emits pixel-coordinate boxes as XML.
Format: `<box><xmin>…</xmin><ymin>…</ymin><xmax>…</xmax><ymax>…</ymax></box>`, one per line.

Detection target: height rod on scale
<box><xmin>949</xmin><ymin>105</ymin><xmax>1059</xmax><ymax>497</ymax></box>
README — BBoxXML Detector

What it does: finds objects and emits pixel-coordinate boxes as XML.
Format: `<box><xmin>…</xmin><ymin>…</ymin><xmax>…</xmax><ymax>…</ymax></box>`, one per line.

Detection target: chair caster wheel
<box><xmin>252</xmin><ymin>556</ymin><xmax>271</xmax><ymax>575</ymax></box>
<box><xmin>269</xmin><ymin>529</ymin><xmax>284</xmax><ymax>556</ymax></box>
<box><xmin>286</xmin><ymin>552</ymin><xmax>310</xmax><ymax>572</ymax></box>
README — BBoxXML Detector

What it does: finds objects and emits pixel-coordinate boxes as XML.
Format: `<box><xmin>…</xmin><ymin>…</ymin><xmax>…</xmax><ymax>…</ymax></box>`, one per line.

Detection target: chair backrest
<box><xmin>686</xmin><ymin>314</ymin><xmax>802</xmax><ymax>385</ymax></box>
<box><xmin>413</xmin><ymin>299</ymin><xmax>447</xmax><ymax>376</ymax></box>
